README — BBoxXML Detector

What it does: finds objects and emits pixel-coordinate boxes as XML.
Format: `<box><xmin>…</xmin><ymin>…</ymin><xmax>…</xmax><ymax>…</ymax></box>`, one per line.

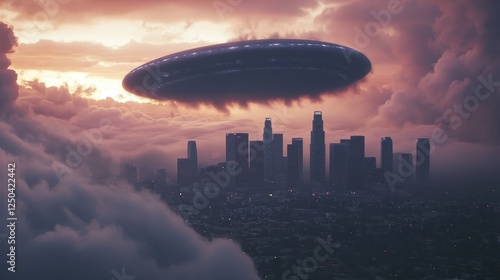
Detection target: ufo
<box><xmin>122</xmin><ymin>39</ymin><xmax>371</xmax><ymax>103</ymax></box>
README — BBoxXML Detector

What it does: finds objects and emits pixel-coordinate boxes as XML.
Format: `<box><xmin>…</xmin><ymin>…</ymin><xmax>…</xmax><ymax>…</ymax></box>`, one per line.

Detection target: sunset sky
<box><xmin>0</xmin><ymin>0</ymin><xmax>499</xmax><ymax>279</ymax></box>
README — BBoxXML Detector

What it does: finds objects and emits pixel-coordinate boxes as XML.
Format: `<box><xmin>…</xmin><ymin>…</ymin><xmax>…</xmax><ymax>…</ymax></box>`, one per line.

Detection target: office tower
<box><xmin>122</xmin><ymin>164</ymin><xmax>137</xmax><ymax>185</ymax></box>
<box><xmin>287</xmin><ymin>144</ymin><xmax>299</xmax><ymax>188</ymax></box>
<box><xmin>263</xmin><ymin>118</ymin><xmax>274</xmax><ymax>183</ymax></box>
<box><xmin>177</xmin><ymin>158</ymin><xmax>196</xmax><ymax>187</ymax></box>
<box><xmin>340</xmin><ymin>139</ymin><xmax>351</xmax><ymax>144</ymax></box>
<box><xmin>249</xmin><ymin>140</ymin><xmax>264</xmax><ymax>185</ymax></box>
<box><xmin>273</xmin><ymin>133</ymin><xmax>287</xmax><ymax>189</ymax></box>
<box><xmin>275</xmin><ymin>156</ymin><xmax>288</xmax><ymax>189</ymax></box>
<box><xmin>348</xmin><ymin>135</ymin><xmax>365</xmax><ymax>190</ymax></box>
<box><xmin>393</xmin><ymin>153</ymin><xmax>414</xmax><ymax>185</ymax></box>
<box><xmin>329</xmin><ymin>143</ymin><xmax>349</xmax><ymax>190</ymax></box>
<box><xmin>273</xmin><ymin>133</ymin><xmax>285</xmax><ymax>174</ymax></box>
<box><xmin>381</xmin><ymin>137</ymin><xmax>393</xmax><ymax>172</ymax></box>
<box><xmin>226</xmin><ymin>133</ymin><xmax>249</xmax><ymax>189</ymax></box>
<box><xmin>139</xmin><ymin>166</ymin><xmax>154</xmax><ymax>181</ymax></box>
<box><xmin>310</xmin><ymin>111</ymin><xmax>326</xmax><ymax>183</ymax></box>
<box><xmin>364</xmin><ymin>157</ymin><xmax>377</xmax><ymax>185</ymax></box>
<box><xmin>155</xmin><ymin>168</ymin><xmax>167</xmax><ymax>191</ymax></box>
<box><xmin>292</xmin><ymin>138</ymin><xmax>304</xmax><ymax>181</ymax></box>
<box><xmin>187</xmin><ymin>140</ymin><xmax>198</xmax><ymax>168</ymax></box>
<box><xmin>416</xmin><ymin>138</ymin><xmax>430</xmax><ymax>185</ymax></box>
<box><xmin>155</xmin><ymin>168</ymin><xmax>167</xmax><ymax>184</ymax></box>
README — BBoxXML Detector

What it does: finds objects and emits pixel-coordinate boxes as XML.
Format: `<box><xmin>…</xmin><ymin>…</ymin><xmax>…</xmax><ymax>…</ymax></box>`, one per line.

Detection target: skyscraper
<box><xmin>155</xmin><ymin>168</ymin><xmax>167</xmax><ymax>185</ymax></box>
<box><xmin>263</xmin><ymin>118</ymin><xmax>274</xmax><ymax>183</ymax></box>
<box><xmin>381</xmin><ymin>137</ymin><xmax>393</xmax><ymax>172</ymax></box>
<box><xmin>340</xmin><ymin>139</ymin><xmax>351</xmax><ymax>144</ymax></box>
<box><xmin>122</xmin><ymin>164</ymin><xmax>137</xmax><ymax>185</ymax></box>
<box><xmin>329</xmin><ymin>143</ymin><xmax>349</xmax><ymax>190</ymax></box>
<box><xmin>249</xmin><ymin>140</ymin><xmax>264</xmax><ymax>185</ymax></box>
<box><xmin>416</xmin><ymin>138</ymin><xmax>430</xmax><ymax>185</ymax></box>
<box><xmin>187</xmin><ymin>140</ymin><xmax>197</xmax><ymax>168</ymax></box>
<box><xmin>226</xmin><ymin>133</ymin><xmax>249</xmax><ymax>189</ymax></box>
<box><xmin>273</xmin><ymin>133</ymin><xmax>285</xmax><ymax>174</ymax></box>
<box><xmin>364</xmin><ymin>157</ymin><xmax>377</xmax><ymax>185</ymax></box>
<box><xmin>310</xmin><ymin>111</ymin><xmax>325</xmax><ymax>183</ymax></box>
<box><xmin>348</xmin><ymin>135</ymin><xmax>365</xmax><ymax>190</ymax></box>
<box><xmin>139</xmin><ymin>166</ymin><xmax>154</xmax><ymax>181</ymax></box>
<box><xmin>292</xmin><ymin>138</ymin><xmax>304</xmax><ymax>181</ymax></box>
<box><xmin>393</xmin><ymin>153</ymin><xmax>414</xmax><ymax>186</ymax></box>
<box><xmin>177</xmin><ymin>158</ymin><xmax>196</xmax><ymax>187</ymax></box>
<box><xmin>155</xmin><ymin>168</ymin><xmax>167</xmax><ymax>194</ymax></box>
<box><xmin>287</xmin><ymin>143</ymin><xmax>300</xmax><ymax>188</ymax></box>
<box><xmin>273</xmin><ymin>133</ymin><xmax>287</xmax><ymax>189</ymax></box>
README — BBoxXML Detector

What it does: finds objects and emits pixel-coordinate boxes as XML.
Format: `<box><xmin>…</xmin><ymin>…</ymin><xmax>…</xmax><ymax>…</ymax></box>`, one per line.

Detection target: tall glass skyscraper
<box><xmin>292</xmin><ymin>138</ymin><xmax>303</xmax><ymax>181</ymax></box>
<box><xmin>187</xmin><ymin>140</ymin><xmax>197</xmax><ymax>168</ymax></box>
<box><xmin>273</xmin><ymin>133</ymin><xmax>284</xmax><ymax>174</ymax></box>
<box><xmin>330</xmin><ymin>143</ymin><xmax>349</xmax><ymax>190</ymax></box>
<box><xmin>226</xmin><ymin>133</ymin><xmax>249</xmax><ymax>189</ymax></box>
<box><xmin>348</xmin><ymin>135</ymin><xmax>365</xmax><ymax>190</ymax></box>
<box><xmin>177</xmin><ymin>158</ymin><xmax>196</xmax><ymax>187</ymax></box>
<box><xmin>393</xmin><ymin>153</ymin><xmax>414</xmax><ymax>185</ymax></box>
<box><xmin>287</xmin><ymin>143</ymin><xmax>299</xmax><ymax>188</ymax></box>
<box><xmin>122</xmin><ymin>164</ymin><xmax>137</xmax><ymax>185</ymax></box>
<box><xmin>249</xmin><ymin>140</ymin><xmax>264</xmax><ymax>185</ymax></box>
<box><xmin>381</xmin><ymin>137</ymin><xmax>393</xmax><ymax>172</ymax></box>
<box><xmin>310</xmin><ymin>111</ymin><xmax>325</xmax><ymax>183</ymax></box>
<box><xmin>263</xmin><ymin>118</ymin><xmax>274</xmax><ymax>183</ymax></box>
<box><xmin>416</xmin><ymin>138</ymin><xmax>430</xmax><ymax>185</ymax></box>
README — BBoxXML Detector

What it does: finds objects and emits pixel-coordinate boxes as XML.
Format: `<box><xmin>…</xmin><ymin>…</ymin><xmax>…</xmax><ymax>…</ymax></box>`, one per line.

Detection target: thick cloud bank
<box><xmin>0</xmin><ymin>23</ymin><xmax>259</xmax><ymax>280</ymax></box>
<box><xmin>0</xmin><ymin>22</ymin><xmax>18</xmax><ymax>116</ymax></box>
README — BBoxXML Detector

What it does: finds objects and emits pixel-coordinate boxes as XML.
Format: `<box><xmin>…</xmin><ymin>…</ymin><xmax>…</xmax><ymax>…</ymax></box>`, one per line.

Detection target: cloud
<box><xmin>0</xmin><ymin>172</ymin><xmax>259</xmax><ymax>280</ymax></box>
<box><xmin>0</xmin><ymin>22</ymin><xmax>18</xmax><ymax>116</ymax></box>
<box><xmin>378</xmin><ymin>0</ymin><xmax>500</xmax><ymax>145</ymax></box>
<box><xmin>3</xmin><ymin>0</ymin><xmax>319</xmax><ymax>24</ymax></box>
<box><xmin>0</xmin><ymin>85</ymin><xmax>260</xmax><ymax>280</ymax></box>
<box><xmin>0</xmin><ymin>22</ymin><xmax>260</xmax><ymax>280</ymax></box>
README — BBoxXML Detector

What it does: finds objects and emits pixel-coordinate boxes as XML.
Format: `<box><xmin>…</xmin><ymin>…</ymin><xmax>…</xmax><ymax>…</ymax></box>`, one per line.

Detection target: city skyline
<box><xmin>127</xmin><ymin>112</ymin><xmax>434</xmax><ymax>189</ymax></box>
<box><xmin>170</xmin><ymin>113</ymin><xmax>432</xmax><ymax>189</ymax></box>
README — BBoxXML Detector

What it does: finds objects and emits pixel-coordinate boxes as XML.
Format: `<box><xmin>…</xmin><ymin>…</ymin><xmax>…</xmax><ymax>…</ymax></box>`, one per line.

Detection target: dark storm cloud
<box><xmin>0</xmin><ymin>86</ymin><xmax>261</xmax><ymax>280</ymax></box>
<box><xmin>317</xmin><ymin>0</ymin><xmax>500</xmax><ymax>145</ymax></box>
<box><xmin>0</xmin><ymin>165</ymin><xmax>260</xmax><ymax>280</ymax></box>
<box><xmin>380</xmin><ymin>1</ymin><xmax>500</xmax><ymax>145</ymax></box>
<box><xmin>123</xmin><ymin>39</ymin><xmax>372</xmax><ymax>111</ymax></box>
<box><xmin>0</xmin><ymin>22</ymin><xmax>18</xmax><ymax>117</ymax></box>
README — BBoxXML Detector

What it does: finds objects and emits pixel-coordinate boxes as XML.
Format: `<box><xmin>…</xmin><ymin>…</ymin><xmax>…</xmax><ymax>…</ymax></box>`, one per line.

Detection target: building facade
<box><xmin>310</xmin><ymin>111</ymin><xmax>325</xmax><ymax>183</ymax></box>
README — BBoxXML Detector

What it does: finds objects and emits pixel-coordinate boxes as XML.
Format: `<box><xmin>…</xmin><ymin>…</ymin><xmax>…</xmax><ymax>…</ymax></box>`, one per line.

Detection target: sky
<box><xmin>0</xmin><ymin>0</ymin><xmax>500</xmax><ymax>279</ymax></box>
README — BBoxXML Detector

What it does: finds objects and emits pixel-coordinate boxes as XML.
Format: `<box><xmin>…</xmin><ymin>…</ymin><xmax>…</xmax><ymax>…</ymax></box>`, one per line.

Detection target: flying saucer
<box><xmin>122</xmin><ymin>39</ymin><xmax>371</xmax><ymax>103</ymax></box>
